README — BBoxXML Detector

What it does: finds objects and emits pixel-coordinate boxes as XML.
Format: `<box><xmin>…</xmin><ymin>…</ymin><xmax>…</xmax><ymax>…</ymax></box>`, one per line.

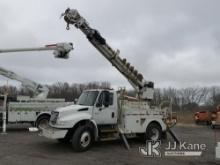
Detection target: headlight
<box><xmin>50</xmin><ymin>111</ymin><xmax>59</xmax><ymax>124</ymax></box>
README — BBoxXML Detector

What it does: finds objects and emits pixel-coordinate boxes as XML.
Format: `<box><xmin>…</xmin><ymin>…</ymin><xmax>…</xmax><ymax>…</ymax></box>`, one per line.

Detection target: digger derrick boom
<box><xmin>62</xmin><ymin>8</ymin><xmax>154</xmax><ymax>100</ymax></box>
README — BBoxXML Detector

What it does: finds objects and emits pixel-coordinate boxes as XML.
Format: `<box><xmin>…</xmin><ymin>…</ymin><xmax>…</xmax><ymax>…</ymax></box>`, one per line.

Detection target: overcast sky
<box><xmin>0</xmin><ymin>0</ymin><xmax>219</xmax><ymax>89</ymax></box>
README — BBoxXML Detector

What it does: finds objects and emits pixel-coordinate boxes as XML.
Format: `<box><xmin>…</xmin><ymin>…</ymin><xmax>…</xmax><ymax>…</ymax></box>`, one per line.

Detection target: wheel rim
<box><xmin>80</xmin><ymin>131</ymin><xmax>91</xmax><ymax>148</ymax></box>
<box><xmin>150</xmin><ymin>128</ymin><xmax>159</xmax><ymax>141</ymax></box>
<box><xmin>38</xmin><ymin>119</ymin><xmax>49</xmax><ymax>129</ymax></box>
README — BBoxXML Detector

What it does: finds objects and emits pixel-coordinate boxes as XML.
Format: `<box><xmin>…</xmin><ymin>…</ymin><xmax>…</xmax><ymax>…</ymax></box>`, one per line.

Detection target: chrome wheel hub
<box><xmin>151</xmin><ymin>128</ymin><xmax>159</xmax><ymax>141</ymax></box>
<box><xmin>80</xmin><ymin>131</ymin><xmax>91</xmax><ymax>147</ymax></box>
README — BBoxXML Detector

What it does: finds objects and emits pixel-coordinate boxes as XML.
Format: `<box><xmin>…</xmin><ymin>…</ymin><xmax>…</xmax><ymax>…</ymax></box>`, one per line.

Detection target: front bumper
<box><xmin>40</xmin><ymin>126</ymin><xmax>68</xmax><ymax>139</ymax></box>
<box><xmin>211</xmin><ymin>120</ymin><xmax>220</xmax><ymax>126</ymax></box>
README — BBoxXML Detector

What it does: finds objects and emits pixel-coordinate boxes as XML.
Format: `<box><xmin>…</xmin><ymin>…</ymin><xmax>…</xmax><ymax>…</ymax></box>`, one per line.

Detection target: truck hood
<box><xmin>51</xmin><ymin>104</ymin><xmax>93</xmax><ymax>128</ymax></box>
<box><xmin>55</xmin><ymin>105</ymin><xmax>89</xmax><ymax>113</ymax></box>
<box><xmin>55</xmin><ymin>104</ymin><xmax>90</xmax><ymax>114</ymax></box>
<box><xmin>50</xmin><ymin>104</ymin><xmax>92</xmax><ymax>128</ymax></box>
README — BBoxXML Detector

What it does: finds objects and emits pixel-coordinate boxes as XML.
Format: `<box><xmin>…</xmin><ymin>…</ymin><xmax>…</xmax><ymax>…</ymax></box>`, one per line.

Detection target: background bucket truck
<box><xmin>0</xmin><ymin>43</ymin><xmax>73</xmax><ymax>130</ymax></box>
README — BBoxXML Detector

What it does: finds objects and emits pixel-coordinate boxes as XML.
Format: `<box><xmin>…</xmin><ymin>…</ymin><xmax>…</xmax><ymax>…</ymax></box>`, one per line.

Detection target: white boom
<box><xmin>0</xmin><ymin>42</ymin><xmax>73</xmax><ymax>59</ymax></box>
<box><xmin>0</xmin><ymin>66</ymin><xmax>49</xmax><ymax>99</ymax></box>
<box><xmin>61</xmin><ymin>8</ymin><xmax>154</xmax><ymax>100</ymax></box>
<box><xmin>0</xmin><ymin>42</ymin><xmax>73</xmax><ymax>99</ymax></box>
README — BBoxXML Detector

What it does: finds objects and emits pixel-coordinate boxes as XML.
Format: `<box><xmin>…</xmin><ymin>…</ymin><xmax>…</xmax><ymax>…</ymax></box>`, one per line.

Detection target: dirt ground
<box><xmin>0</xmin><ymin>124</ymin><xmax>220</xmax><ymax>165</ymax></box>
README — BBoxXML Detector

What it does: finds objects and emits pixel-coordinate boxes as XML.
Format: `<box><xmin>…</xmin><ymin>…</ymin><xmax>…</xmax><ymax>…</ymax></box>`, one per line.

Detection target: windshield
<box><xmin>77</xmin><ymin>91</ymin><xmax>99</xmax><ymax>106</ymax></box>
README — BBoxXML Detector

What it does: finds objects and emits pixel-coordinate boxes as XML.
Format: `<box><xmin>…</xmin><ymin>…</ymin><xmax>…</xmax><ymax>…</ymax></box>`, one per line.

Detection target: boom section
<box><xmin>0</xmin><ymin>67</ymin><xmax>49</xmax><ymax>99</ymax></box>
<box><xmin>62</xmin><ymin>8</ymin><xmax>154</xmax><ymax>100</ymax></box>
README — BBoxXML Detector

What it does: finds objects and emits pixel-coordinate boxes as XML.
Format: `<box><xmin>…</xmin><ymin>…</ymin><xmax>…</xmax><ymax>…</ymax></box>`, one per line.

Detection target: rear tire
<box><xmin>36</xmin><ymin>115</ymin><xmax>50</xmax><ymax>129</ymax></box>
<box><xmin>72</xmin><ymin>125</ymin><xmax>94</xmax><ymax>152</ymax></box>
<box><xmin>146</xmin><ymin>123</ymin><xmax>162</xmax><ymax>141</ymax></box>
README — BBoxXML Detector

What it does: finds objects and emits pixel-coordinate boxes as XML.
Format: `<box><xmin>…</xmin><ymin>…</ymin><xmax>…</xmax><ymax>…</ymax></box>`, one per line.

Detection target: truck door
<box><xmin>93</xmin><ymin>91</ymin><xmax>117</xmax><ymax>125</ymax></box>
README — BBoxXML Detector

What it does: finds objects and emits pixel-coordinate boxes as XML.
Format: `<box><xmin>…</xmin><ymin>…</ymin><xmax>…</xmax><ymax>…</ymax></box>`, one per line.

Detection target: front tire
<box><xmin>146</xmin><ymin>123</ymin><xmax>162</xmax><ymax>141</ymax></box>
<box><xmin>72</xmin><ymin>125</ymin><xmax>94</xmax><ymax>152</ymax></box>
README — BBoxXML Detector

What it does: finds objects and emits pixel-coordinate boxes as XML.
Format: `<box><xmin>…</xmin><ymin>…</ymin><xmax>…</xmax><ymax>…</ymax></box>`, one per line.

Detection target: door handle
<box><xmin>112</xmin><ymin>112</ymin><xmax>115</xmax><ymax>118</ymax></box>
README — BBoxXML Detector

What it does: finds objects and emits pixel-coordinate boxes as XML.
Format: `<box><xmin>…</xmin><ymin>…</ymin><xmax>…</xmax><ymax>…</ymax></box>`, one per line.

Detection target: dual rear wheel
<box><xmin>137</xmin><ymin>123</ymin><xmax>162</xmax><ymax>141</ymax></box>
<box><xmin>146</xmin><ymin>123</ymin><xmax>162</xmax><ymax>141</ymax></box>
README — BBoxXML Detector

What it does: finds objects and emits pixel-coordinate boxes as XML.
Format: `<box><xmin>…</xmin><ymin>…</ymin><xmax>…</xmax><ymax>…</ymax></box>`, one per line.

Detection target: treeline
<box><xmin>153</xmin><ymin>87</ymin><xmax>220</xmax><ymax>111</ymax></box>
<box><xmin>1</xmin><ymin>82</ymin><xmax>220</xmax><ymax>111</ymax></box>
<box><xmin>47</xmin><ymin>82</ymin><xmax>111</xmax><ymax>101</ymax></box>
<box><xmin>0</xmin><ymin>81</ymin><xmax>111</xmax><ymax>101</ymax></box>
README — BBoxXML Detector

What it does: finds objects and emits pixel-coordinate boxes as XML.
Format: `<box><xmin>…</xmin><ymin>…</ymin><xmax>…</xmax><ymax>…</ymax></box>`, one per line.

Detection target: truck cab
<box><xmin>49</xmin><ymin>89</ymin><xmax>118</xmax><ymax>129</ymax></box>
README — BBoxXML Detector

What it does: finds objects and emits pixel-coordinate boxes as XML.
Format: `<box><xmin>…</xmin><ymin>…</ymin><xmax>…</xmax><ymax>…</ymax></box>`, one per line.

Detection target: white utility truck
<box><xmin>41</xmin><ymin>8</ymin><xmax>177</xmax><ymax>152</ymax></box>
<box><xmin>0</xmin><ymin>43</ymin><xmax>73</xmax><ymax>128</ymax></box>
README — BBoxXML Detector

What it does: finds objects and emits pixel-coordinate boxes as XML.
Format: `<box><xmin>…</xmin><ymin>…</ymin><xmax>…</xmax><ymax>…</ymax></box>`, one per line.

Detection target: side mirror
<box><xmin>103</xmin><ymin>102</ymin><xmax>109</xmax><ymax>107</ymax></box>
<box><xmin>96</xmin><ymin>102</ymin><xmax>102</xmax><ymax>107</ymax></box>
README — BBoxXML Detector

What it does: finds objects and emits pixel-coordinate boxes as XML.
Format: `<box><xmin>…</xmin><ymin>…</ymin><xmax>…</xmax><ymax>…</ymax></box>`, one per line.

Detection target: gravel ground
<box><xmin>0</xmin><ymin>124</ymin><xmax>220</xmax><ymax>165</ymax></box>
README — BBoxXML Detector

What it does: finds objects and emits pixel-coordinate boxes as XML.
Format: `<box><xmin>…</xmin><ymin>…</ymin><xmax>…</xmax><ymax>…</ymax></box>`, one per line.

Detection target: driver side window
<box><xmin>96</xmin><ymin>91</ymin><xmax>113</xmax><ymax>107</ymax></box>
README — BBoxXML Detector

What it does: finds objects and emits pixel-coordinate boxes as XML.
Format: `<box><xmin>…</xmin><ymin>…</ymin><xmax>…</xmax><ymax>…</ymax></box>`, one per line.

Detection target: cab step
<box><xmin>99</xmin><ymin>125</ymin><xmax>119</xmax><ymax>141</ymax></box>
<box><xmin>100</xmin><ymin>128</ymin><xmax>118</xmax><ymax>133</ymax></box>
<box><xmin>99</xmin><ymin>130</ymin><xmax>119</xmax><ymax>141</ymax></box>
<box><xmin>100</xmin><ymin>136</ymin><xmax>118</xmax><ymax>141</ymax></box>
